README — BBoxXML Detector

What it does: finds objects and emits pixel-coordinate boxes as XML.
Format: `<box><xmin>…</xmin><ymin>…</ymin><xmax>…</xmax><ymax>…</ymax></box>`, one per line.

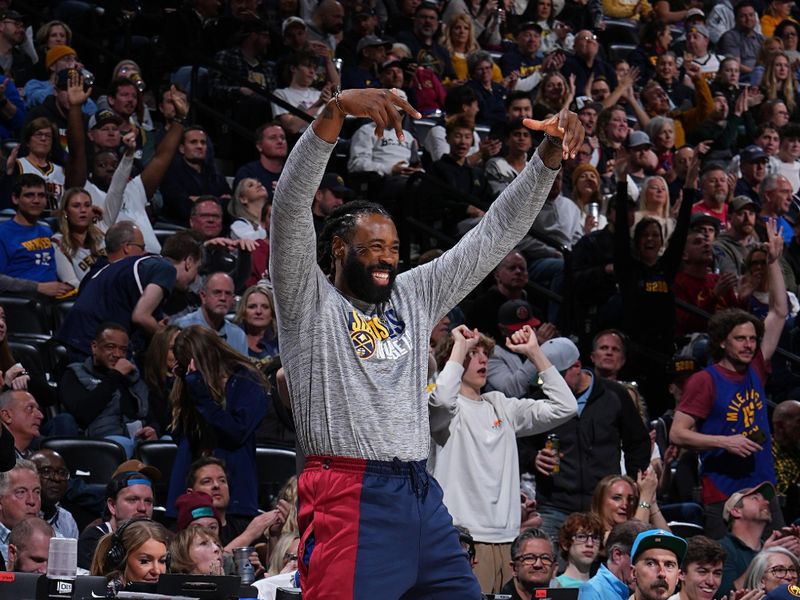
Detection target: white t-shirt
<box><xmin>51</xmin><ymin>233</ymin><xmax>103</xmax><ymax>289</ymax></box>
<box><xmin>271</xmin><ymin>86</ymin><xmax>322</xmax><ymax>117</ymax></box>
<box><xmin>17</xmin><ymin>157</ymin><xmax>65</xmax><ymax>213</ymax></box>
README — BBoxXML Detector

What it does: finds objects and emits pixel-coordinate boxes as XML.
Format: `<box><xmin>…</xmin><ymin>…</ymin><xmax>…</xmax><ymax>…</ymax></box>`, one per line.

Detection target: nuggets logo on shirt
<box><xmin>725</xmin><ymin>386</ymin><xmax>764</xmax><ymax>437</ymax></box>
<box><xmin>347</xmin><ymin>308</ymin><xmax>409</xmax><ymax>360</ymax></box>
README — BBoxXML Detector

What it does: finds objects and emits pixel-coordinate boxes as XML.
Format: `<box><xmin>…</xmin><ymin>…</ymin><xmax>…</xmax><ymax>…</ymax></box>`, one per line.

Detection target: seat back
<box><xmin>136</xmin><ymin>441</ymin><xmax>178</xmax><ymax>505</ymax></box>
<box><xmin>41</xmin><ymin>437</ymin><xmax>127</xmax><ymax>484</ymax></box>
<box><xmin>255</xmin><ymin>446</ymin><xmax>297</xmax><ymax>508</ymax></box>
<box><xmin>0</xmin><ymin>296</ymin><xmax>51</xmax><ymax>334</ymax></box>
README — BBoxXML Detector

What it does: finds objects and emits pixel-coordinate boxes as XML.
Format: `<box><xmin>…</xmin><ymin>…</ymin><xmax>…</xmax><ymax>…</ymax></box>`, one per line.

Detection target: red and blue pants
<box><xmin>297</xmin><ymin>455</ymin><xmax>482</xmax><ymax>600</ymax></box>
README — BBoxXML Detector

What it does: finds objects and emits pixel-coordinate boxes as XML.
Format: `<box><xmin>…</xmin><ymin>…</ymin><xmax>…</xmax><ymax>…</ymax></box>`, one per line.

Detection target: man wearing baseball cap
<box><xmin>734</xmin><ymin>145</ymin><xmax>769</xmax><ymax>204</ymax></box>
<box><xmin>684</xmin><ymin>24</ymin><xmax>724</xmax><ymax>80</ymax></box>
<box><xmin>629</xmin><ymin>529</ymin><xmax>687</xmax><ymax>600</ymax></box>
<box><xmin>526</xmin><ymin>336</ymin><xmax>650</xmax><ymax>540</ymax></box>
<box><xmin>341</xmin><ymin>35</ymin><xmax>391</xmax><ymax>90</ymax></box>
<box><xmin>313</xmin><ymin>172</ymin><xmax>351</xmax><ymax>236</ymax></box>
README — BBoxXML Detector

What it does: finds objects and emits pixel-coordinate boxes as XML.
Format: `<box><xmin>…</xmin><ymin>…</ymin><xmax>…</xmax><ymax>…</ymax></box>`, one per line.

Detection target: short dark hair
<box><xmin>180</xmin><ymin>126</ymin><xmax>206</xmax><ymax>144</ymax></box>
<box><xmin>707</xmin><ymin>308</ymin><xmax>764</xmax><ymax>362</ymax></box>
<box><xmin>505</xmin><ymin>90</ymin><xmax>533</xmax><ymax>109</ymax></box>
<box><xmin>287</xmin><ymin>50</ymin><xmax>317</xmax><ymax>68</ymax></box>
<box><xmin>255</xmin><ymin>121</ymin><xmax>284</xmax><ymax>141</ymax></box>
<box><xmin>779</xmin><ymin>122</ymin><xmax>800</xmax><ymax>141</ymax></box>
<box><xmin>755</xmin><ymin>122</ymin><xmax>778</xmax><ymax>139</ymax></box>
<box><xmin>161</xmin><ymin>230</ymin><xmax>203</xmax><ymax>263</ymax></box>
<box><xmin>733</xmin><ymin>0</ymin><xmax>756</xmax><ymax>16</ymax></box>
<box><xmin>444</xmin><ymin>85</ymin><xmax>478</xmax><ymax>115</ymax></box>
<box><xmin>186</xmin><ymin>456</ymin><xmax>226</xmax><ymax>489</ymax></box>
<box><xmin>108</xmin><ymin>77</ymin><xmax>137</xmax><ymax>98</ymax></box>
<box><xmin>445</xmin><ymin>113</ymin><xmax>474</xmax><ymax>136</ymax></box>
<box><xmin>94</xmin><ymin>321</ymin><xmax>127</xmax><ymax>341</ymax></box>
<box><xmin>190</xmin><ymin>197</ymin><xmax>222</xmax><ymax>216</ymax></box>
<box><xmin>592</xmin><ymin>329</ymin><xmax>628</xmax><ymax>356</ymax></box>
<box><xmin>682</xmin><ymin>536</ymin><xmax>726</xmax><ymax>569</ymax></box>
<box><xmin>13</xmin><ymin>173</ymin><xmax>46</xmax><ymax>198</ymax></box>
<box><xmin>511</xmin><ymin>528</ymin><xmax>553</xmax><ymax>560</ymax></box>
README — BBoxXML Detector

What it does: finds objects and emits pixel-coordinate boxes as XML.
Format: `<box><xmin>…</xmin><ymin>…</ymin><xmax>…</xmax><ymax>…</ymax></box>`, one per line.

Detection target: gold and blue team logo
<box><xmin>726</xmin><ymin>387</ymin><xmax>764</xmax><ymax>438</ymax></box>
<box><xmin>347</xmin><ymin>308</ymin><xmax>408</xmax><ymax>360</ymax></box>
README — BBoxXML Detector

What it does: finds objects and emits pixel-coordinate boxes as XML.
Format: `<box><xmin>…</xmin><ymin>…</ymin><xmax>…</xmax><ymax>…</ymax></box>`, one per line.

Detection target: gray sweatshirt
<box><xmin>270</xmin><ymin>126</ymin><xmax>558</xmax><ymax>462</ymax></box>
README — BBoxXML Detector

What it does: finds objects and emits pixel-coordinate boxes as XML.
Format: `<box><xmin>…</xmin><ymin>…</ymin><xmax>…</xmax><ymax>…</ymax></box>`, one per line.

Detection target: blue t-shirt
<box><xmin>0</xmin><ymin>219</ymin><xmax>56</xmax><ymax>282</ymax></box>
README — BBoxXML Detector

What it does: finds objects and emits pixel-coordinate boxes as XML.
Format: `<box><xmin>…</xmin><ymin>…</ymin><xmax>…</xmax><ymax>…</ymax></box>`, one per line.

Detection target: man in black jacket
<box><xmin>519</xmin><ymin>337</ymin><xmax>651</xmax><ymax>541</ymax></box>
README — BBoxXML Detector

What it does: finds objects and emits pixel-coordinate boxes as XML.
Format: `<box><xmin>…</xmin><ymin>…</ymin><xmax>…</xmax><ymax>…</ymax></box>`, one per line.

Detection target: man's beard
<box><xmin>342</xmin><ymin>250</ymin><xmax>397</xmax><ymax>304</ymax></box>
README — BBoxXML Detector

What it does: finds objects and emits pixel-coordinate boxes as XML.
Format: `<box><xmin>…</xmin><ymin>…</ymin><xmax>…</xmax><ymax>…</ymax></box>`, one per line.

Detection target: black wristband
<box><xmin>544</xmin><ymin>133</ymin><xmax>562</xmax><ymax>148</ymax></box>
<box><xmin>171</xmin><ymin>115</ymin><xmax>187</xmax><ymax>125</ymax></box>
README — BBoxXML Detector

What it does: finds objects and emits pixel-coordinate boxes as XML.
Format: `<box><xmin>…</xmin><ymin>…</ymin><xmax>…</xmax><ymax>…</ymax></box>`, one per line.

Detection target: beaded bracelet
<box><xmin>544</xmin><ymin>133</ymin><xmax>563</xmax><ymax>148</ymax></box>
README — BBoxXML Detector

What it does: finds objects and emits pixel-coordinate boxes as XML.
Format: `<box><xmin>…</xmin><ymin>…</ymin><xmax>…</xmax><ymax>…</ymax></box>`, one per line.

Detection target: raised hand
<box><xmin>505</xmin><ymin>324</ymin><xmax>540</xmax><ymax>356</ymax></box>
<box><xmin>67</xmin><ymin>69</ymin><xmax>92</xmax><ymax>107</ymax></box>
<box><xmin>335</xmin><ymin>88</ymin><xmax>422</xmax><ymax>140</ymax></box>
<box><xmin>523</xmin><ymin>108</ymin><xmax>585</xmax><ymax>160</ymax></box>
<box><xmin>765</xmin><ymin>217</ymin><xmax>784</xmax><ymax>263</ymax></box>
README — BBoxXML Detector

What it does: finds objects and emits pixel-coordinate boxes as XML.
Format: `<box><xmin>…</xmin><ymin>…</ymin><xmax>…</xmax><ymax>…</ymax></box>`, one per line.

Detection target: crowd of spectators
<box><xmin>0</xmin><ymin>0</ymin><xmax>797</xmax><ymax>598</ymax></box>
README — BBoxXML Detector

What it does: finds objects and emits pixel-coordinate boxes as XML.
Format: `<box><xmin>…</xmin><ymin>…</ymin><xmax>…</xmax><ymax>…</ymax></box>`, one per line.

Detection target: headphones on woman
<box><xmin>107</xmin><ymin>517</ymin><xmax>171</xmax><ymax>572</ymax></box>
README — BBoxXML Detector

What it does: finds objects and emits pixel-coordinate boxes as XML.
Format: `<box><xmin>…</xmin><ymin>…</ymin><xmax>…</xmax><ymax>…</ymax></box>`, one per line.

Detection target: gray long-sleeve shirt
<box><xmin>270</xmin><ymin>126</ymin><xmax>558</xmax><ymax>462</ymax></box>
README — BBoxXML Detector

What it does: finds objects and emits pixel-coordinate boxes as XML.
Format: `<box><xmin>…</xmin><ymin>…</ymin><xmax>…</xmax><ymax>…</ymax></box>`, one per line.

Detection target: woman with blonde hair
<box><xmin>633</xmin><ymin>175</ymin><xmax>675</xmax><ymax>247</ymax></box>
<box><xmin>761</xmin><ymin>51</ymin><xmax>800</xmax><ymax>118</ymax></box>
<box><xmin>570</xmin><ymin>163</ymin><xmax>607</xmax><ymax>231</ymax></box>
<box><xmin>532</xmin><ymin>71</ymin><xmax>574</xmax><ymax>119</ymax></box>
<box><xmin>590</xmin><ymin>472</ymin><xmax>669</xmax><ymax>542</ymax></box>
<box><xmin>91</xmin><ymin>519</ymin><xmax>169</xmax><ymax>586</ymax></box>
<box><xmin>52</xmin><ymin>187</ymin><xmax>106</xmax><ymax>289</ymax></box>
<box><xmin>169</xmin><ymin>525</ymin><xmax>225</xmax><ymax>575</ymax></box>
<box><xmin>443</xmin><ymin>13</ymin><xmax>502</xmax><ymax>83</ymax></box>
<box><xmin>165</xmin><ymin>325</ymin><xmax>271</xmax><ymax>523</ymax></box>
<box><xmin>234</xmin><ymin>284</ymin><xmax>279</xmax><ymax>363</ymax></box>
<box><xmin>230</xmin><ymin>178</ymin><xmax>268</xmax><ymax>241</ymax></box>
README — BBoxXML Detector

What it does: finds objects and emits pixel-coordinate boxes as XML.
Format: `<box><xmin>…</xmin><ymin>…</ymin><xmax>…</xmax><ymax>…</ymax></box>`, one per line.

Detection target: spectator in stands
<box><xmin>0</xmin><ymin>391</ymin><xmax>42</xmax><ymax>459</ymax></box>
<box><xmin>719</xmin><ymin>1</ymin><xmax>766</xmax><ymax>83</ymax></box>
<box><xmin>736</xmin><ymin>145</ymin><xmax>770</xmax><ymax>203</ymax></box>
<box><xmin>485</xmin><ymin>299</ymin><xmax>552</xmax><ymax>398</ymax></box>
<box><xmin>674</xmin><ymin>536</ymin><xmax>727</xmax><ymax>600</ymax></box>
<box><xmin>714</xmin><ymin>196</ymin><xmax>761</xmax><ymax>276</ymax></box>
<box><xmin>166</xmin><ymin>326</ymin><xmax>270</xmax><ymax>523</ymax></box>
<box><xmin>562</xmin><ymin>31</ymin><xmax>616</xmax><ymax>97</ymax></box>
<box><xmin>66</xmin><ymin>78</ymin><xmax>190</xmax><ymax>253</ymax></box>
<box><xmin>188</xmin><ymin>197</ymin><xmax>225</xmax><ymax>240</ymax></box>
<box><xmin>169</xmin><ymin>524</ymin><xmax>225</xmax><ymax>575</ymax></box>
<box><xmin>77</xmin><ymin>471</ymin><xmax>155</xmax><ymax>570</ymax></box>
<box><xmin>341</xmin><ymin>35</ymin><xmax>391</xmax><ymax>90</ymax></box>
<box><xmin>776</xmin><ymin>124</ymin><xmax>800</xmax><ymax>194</ymax></box>
<box><xmin>429</xmin><ymin>324</ymin><xmax>576</xmax><ymax>593</ymax></box>
<box><xmin>0</xmin><ymin>173</ymin><xmax>72</xmax><ymax>297</ymax></box>
<box><xmin>91</xmin><ymin>519</ymin><xmax>169</xmax><ymax>585</ymax></box>
<box><xmin>533</xmin><ymin>72</ymin><xmax>575</xmax><ymax>121</ymax></box>
<box><xmin>501</xmin><ymin>528</ymin><xmax>559</xmax><ymax>598</ymax></box>
<box><xmin>209</xmin><ymin>19</ymin><xmax>275</xmax><ymax>123</ymax></box>
<box><xmin>305</xmin><ymin>0</ymin><xmax>345</xmax><ymax>52</ymax></box>
<box><xmin>759</xmin><ymin>174</ymin><xmax>795</xmax><ymax>244</ymax></box>
<box><xmin>183</xmin><ymin>456</ymin><xmax>288</xmax><ymax>550</ymax></box>
<box><xmin>670</xmin><ymin>223</ymin><xmax>787</xmax><ymax>537</ymax></box>
<box><xmin>7</xmin><ymin>517</ymin><xmax>52</xmax><ymax>573</ymax></box>
<box><xmin>498</xmin><ymin>22</ymin><xmax>546</xmax><ymax>93</ymax></box>
<box><xmin>529</xmin><ymin>337</ymin><xmax>651</xmax><ymax>540</ymax></box>
<box><xmin>592</xmin><ymin>474</ymin><xmax>670</xmax><ymax>541</ymax></box>
<box><xmin>160</xmin><ymin>127</ymin><xmax>232</xmax><ymax>226</ymax></box>
<box><xmin>59</xmin><ymin>322</ymin><xmax>156</xmax><ymax>457</ymax></box>
<box><xmin>771</xmin><ymin>400</ymin><xmax>800</xmax><ymax>523</ymax></box>
<box><xmin>423</xmin><ymin>114</ymin><xmax>494</xmax><ymax>236</ymax></box>
<box><xmin>466</xmin><ymin>51</ymin><xmax>507</xmax><ymax>127</ymax></box>
<box><xmin>556</xmin><ymin>513</ymin><xmax>603</xmax><ymax>588</ymax></box>
<box><xmin>654</xmin><ymin>53</ymin><xmax>694</xmax><ymax>109</ymax></box>
<box><xmin>141</xmin><ymin>325</ymin><xmax>179</xmax><ymax>436</ymax></box>
<box><xmin>589</xmin><ymin>330</ymin><xmax>627</xmax><ymax>380</ymax></box>
<box><xmin>486</xmin><ymin>119</ymin><xmax>534</xmax><ymax>195</ymax></box>
<box><xmin>569</xmin><ymin>162</ymin><xmax>606</xmax><ymax>231</ymax></box>
<box><xmin>335</xmin><ymin>8</ymin><xmax>380</xmax><ymax>67</ymax></box>
<box><xmin>233</xmin><ymin>284</ymin><xmax>279</xmax><ymax>364</ymax></box>
<box><xmin>52</xmin><ymin>187</ymin><xmax>107</xmax><ymax>289</ymax></box>
<box><xmin>397</xmin><ymin>2</ymin><xmax>456</xmax><ymax>83</ymax></box>
<box><xmin>105</xmin><ymin>78</ymin><xmax>144</xmax><ymax>144</ymax></box>
<box><xmin>87</xmin><ymin>109</ymin><xmax>123</xmax><ymax>155</ymax></box>
<box><xmin>629</xmin><ymin>529</ymin><xmax>687</xmax><ymax>600</ymax></box>
<box><xmin>24</xmin><ymin>45</ymin><xmax>96</xmax><ymax>116</ymax></box>
<box><xmin>311</xmin><ymin>173</ymin><xmax>349</xmax><ymax>237</ymax></box>
<box><xmin>13</xmin><ymin>117</ymin><xmax>65</xmax><ymax>212</ymax></box>
<box><xmin>742</xmin><ymin>547</ymin><xmax>800</xmax><ymax>593</ymax></box>
<box><xmin>687</xmin><ymin>90</ymin><xmax>748</xmax><ymax>157</ymax></box>
<box><xmin>233</xmin><ymin>123</ymin><xmax>288</xmax><ymax>195</ymax></box>
<box><xmin>692</xmin><ymin>163</ymin><xmax>732</xmax><ymax>234</ymax></box>
<box><xmin>684</xmin><ymin>25</ymin><xmax>724</xmax><ymax>81</ymax></box>
<box><xmin>465</xmin><ymin>251</ymin><xmax>540</xmax><ymax>345</ymax></box>
<box><xmin>0</xmin><ymin>11</ymin><xmax>33</xmax><ymax>87</ymax></box>
<box><xmin>175</xmin><ymin>272</ymin><xmax>248</xmax><ymax>355</ymax></box>
<box><xmin>0</xmin><ymin>460</ymin><xmax>40</xmax><ymax>565</ymax></box>
<box><xmin>676</xmin><ymin>231</ymin><xmax>738</xmax><ymax>336</ymax></box>
<box><xmin>579</xmin><ymin>520</ymin><xmax>652</xmax><ymax>600</ymax></box>
<box><xmin>174</xmin><ymin>490</ymin><xmax>222</xmax><ymax>535</ymax></box>
<box><xmin>596</xmin><ymin>105</ymin><xmax>629</xmax><ymax>174</ymax></box>
<box><xmin>444</xmin><ymin>13</ymin><xmax>499</xmax><ymax>84</ymax></box>
<box><xmin>29</xmin><ymin>450</ymin><xmax>78</xmax><ymax>539</ymax></box>
<box><xmin>56</xmin><ymin>230</ymin><xmax>202</xmax><ymax>360</ymax></box>
<box><xmin>271</xmin><ymin>51</ymin><xmax>330</xmax><ymax>135</ymax></box>
<box><xmin>423</xmin><ymin>85</ymin><xmax>487</xmax><ymax>164</ymax></box>
<box><xmin>22</xmin><ymin>69</ymin><xmax>77</xmax><ymax>151</ymax></box>
<box><xmin>761</xmin><ymin>52</ymin><xmax>800</xmax><ymax>121</ymax></box>
<box><xmin>229</xmin><ymin>178</ymin><xmax>268</xmax><ymax>241</ymax></box>
<box><xmin>716</xmin><ymin>482</ymin><xmax>796</xmax><ymax>595</ymax></box>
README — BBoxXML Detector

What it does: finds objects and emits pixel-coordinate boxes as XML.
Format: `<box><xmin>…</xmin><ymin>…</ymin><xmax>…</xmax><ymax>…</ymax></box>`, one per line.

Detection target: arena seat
<box><xmin>41</xmin><ymin>437</ymin><xmax>127</xmax><ymax>485</ymax></box>
<box><xmin>255</xmin><ymin>446</ymin><xmax>297</xmax><ymax>508</ymax></box>
<box><xmin>136</xmin><ymin>441</ymin><xmax>178</xmax><ymax>505</ymax></box>
<box><xmin>0</xmin><ymin>296</ymin><xmax>51</xmax><ymax>335</ymax></box>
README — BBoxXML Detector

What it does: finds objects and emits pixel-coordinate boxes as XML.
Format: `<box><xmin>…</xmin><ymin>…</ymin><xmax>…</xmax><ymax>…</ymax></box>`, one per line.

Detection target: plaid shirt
<box><xmin>209</xmin><ymin>48</ymin><xmax>276</xmax><ymax>103</ymax></box>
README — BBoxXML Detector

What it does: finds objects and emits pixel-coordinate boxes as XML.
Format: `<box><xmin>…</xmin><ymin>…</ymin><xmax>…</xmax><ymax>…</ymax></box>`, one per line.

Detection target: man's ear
<box><xmin>332</xmin><ymin>236</ymin><xmax>346</xmax><ymax>261</ymax></box>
